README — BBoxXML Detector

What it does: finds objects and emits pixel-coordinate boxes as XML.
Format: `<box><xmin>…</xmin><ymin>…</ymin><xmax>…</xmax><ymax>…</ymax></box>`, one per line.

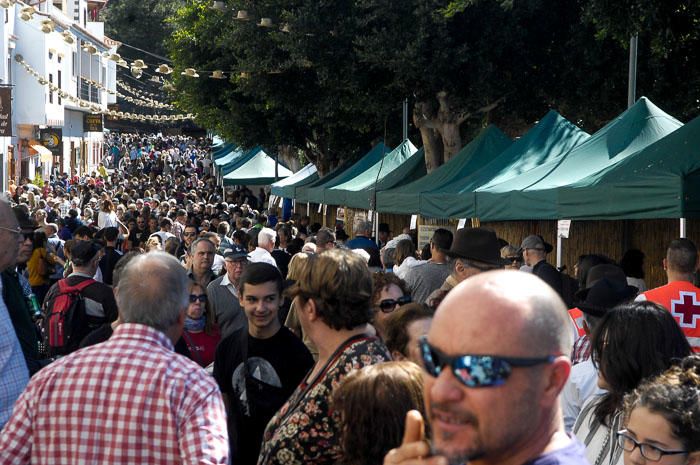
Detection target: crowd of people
<box><xmin>0</xmin><ymin>132</ymin><xmax>698</xmax><ymax>465</ymax></box>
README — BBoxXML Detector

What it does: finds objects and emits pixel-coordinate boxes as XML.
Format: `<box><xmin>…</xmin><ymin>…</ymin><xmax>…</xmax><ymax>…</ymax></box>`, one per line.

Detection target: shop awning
<box><xmin>31</xmin><ymin>144</ymin><xmax>53</xmax><ymax>163</ymax></box>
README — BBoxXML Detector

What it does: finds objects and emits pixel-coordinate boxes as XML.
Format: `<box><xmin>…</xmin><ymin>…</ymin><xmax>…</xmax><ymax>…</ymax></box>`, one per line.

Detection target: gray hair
<box><xmin>189</xmin><ymin>237</ymin><xmax>215</xmax><ymax>255</ymax></box>
<box><xmin>353</xmin><ymin>220</ymin><xmax>372</xmax><ymax>235</ymax></box>
<box><xmin>258</xmin><ymin>227</ymin><xmax>276</xmax><ymax>247</ymax></box>
<box><xmin>116</xmin><ymin>252</ymin><xmax>189</xmax><ymax>332</ymax></box>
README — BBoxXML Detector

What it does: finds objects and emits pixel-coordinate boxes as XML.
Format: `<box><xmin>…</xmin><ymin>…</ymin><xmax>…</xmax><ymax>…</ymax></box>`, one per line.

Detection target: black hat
<box><xmin>519</xmin><ymin>234</ymin><xmax>553</xmax><ymax>254</ymax></box>
<box><xmin>378</xmin><ymin>223</ymin><xmax>391</xmax><ymax>233</ymax></box>
<box><xmin>446</xmin><ymin>228</ymin><xmax>508</xmax><ymax>266</ymax></box>
<box><xmin>583</xmin><ymin>264</ymin><xmax>628</xmax><ymax>289</ymax></box>
<box><xmin>71</xmin><ymin>240</ymin><xmax>103</xmax><ymax>265</ymax></box>
<box><xmin>575</xmin><ymin>277</ymin><xmax>638</xmax><ymax>317</ymax></box>
<box><xmin>223</xmin><ymin>245</ymin><xmax>248</xmax><ymax>261</ymax></box>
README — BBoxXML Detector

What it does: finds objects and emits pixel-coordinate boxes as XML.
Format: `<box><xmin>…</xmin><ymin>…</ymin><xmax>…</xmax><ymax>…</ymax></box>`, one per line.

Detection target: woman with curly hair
<box><xmin>371</xmin><ymin>272</ymin><xmax>411</xmax><ymax>338</ymax></box>
<box><xmin>618</xmin><ymin>355</ymin><xmax>700</xmax><ymax>465</ymax></box>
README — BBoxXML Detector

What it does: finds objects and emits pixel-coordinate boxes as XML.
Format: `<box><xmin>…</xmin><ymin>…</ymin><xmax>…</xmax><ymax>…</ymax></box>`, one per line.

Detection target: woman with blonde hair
<box><xmin>98</xmin><ymin>199</ymin><xmax>119</xmax><ymax>229</ymax></box>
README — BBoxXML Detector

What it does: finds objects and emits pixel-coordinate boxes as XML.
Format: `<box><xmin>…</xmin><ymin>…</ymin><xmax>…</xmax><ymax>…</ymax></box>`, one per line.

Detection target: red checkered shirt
<box><xmin>0</xmin><ymin>323</ymin><xmax>229</xmax><ymax>465</ymax></box>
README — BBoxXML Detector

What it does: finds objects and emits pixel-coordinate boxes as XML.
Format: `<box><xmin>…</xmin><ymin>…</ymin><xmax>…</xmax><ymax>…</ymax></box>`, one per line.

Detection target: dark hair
<box><xmin>420</xmin><ymin>243</ymin><xmax>431</xmax><ymax>260</ymax></box>
<box><xmin>576</xmin><ymin>254</ymin><xmax>615</xmax><ymax>289</ymax></box>
<box><xmin>620</xmin><ymin>249</ymin><xmax>645</xmax><ymax>280</ymax></box>
<box><xmin>240</xmin><ymin>262</ymin><xmax>284</xmax><ymax>296</ymax></box>
<box><xmin>591</xmin><ymin>301</ymin><xmax>691</xmax><ymax>426</ymax></box>
<box><xmin>103</xmin><ymin>227</ymin><xmax>119</xmax><ymax>242</ymax></box>
<box><xmin>73</xmin><ymin>225</ymin><xmax>94</xmax><ymax>239</ymax></box>
<box><xmin>667</xmin><ymin>238</ymin><xmax>698</xmax><ymax>274</ymax></box>
<box><xmin>371</xmin><ymin>272</ymin><xmax>410</xmax><ymax>308</ymax></box>
<box><xmin>32</xmin><ymin>230</ymin><xmax>48</xmax><ymax>249</ymax></box>
<box><xmin>332</xmin><ymin>362</ymin><xmax>426</xmax><ymax>465</ymax></box>
<box><xmin>384</xmin><ymin>303</ymin><xmax>434</xmax><ymax>358</ymax></box>
<box><xmin>287</xmin><ymin>237</ymin><xmax>304</xmax><ymax>255</ymax></box>
<box><xmin>431</xmin><ymin>228</ymin><xmax>453</xmax><ymax>252</ymax></box>
<box><xmin>623</xmin><ymin>355</ymin><xmax>700</xmax><ymax>452</ymax></box>
<box><xmin>286</xmin><ymin>249</ymin><xmax>373</xmax><ymax>330</ymax></box>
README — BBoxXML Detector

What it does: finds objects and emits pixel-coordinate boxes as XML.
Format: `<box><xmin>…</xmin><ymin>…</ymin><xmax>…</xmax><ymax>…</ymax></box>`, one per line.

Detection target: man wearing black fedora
<box><xmin>426</xmin><ymin>228</ymin><xmax>507</xmax><ymax>306</ymax></box>
<box><xmin>561</xmin><ymin>270</ymin><xmax>638</xmax><ymax>431</ymax></box>
<box><xmin>520</xmin><ymin>234</ymin><xmax>563</xmax><ymax>299</ymax></box>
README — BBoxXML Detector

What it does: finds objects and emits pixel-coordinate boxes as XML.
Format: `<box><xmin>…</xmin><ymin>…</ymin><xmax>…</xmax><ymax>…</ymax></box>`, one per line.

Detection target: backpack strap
<box><xmin>57</xmin><ymin>278</ymin><xmax>96</xmax><ymax>294</ymax></box>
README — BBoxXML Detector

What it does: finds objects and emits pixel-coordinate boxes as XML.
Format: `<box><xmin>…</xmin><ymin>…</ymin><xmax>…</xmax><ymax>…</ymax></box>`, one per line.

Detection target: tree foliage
<box><xmin>165</xmin><ymin>0</ymin><xmax>698</xmax><ymax>174</ymax></box>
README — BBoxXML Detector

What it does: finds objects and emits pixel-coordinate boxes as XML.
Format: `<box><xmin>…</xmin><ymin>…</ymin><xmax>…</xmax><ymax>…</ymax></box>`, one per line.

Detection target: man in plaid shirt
<box><xmin>0</xmin><ymin>252</ymin><xmax>229</xmax><ymax>465</ymax></box>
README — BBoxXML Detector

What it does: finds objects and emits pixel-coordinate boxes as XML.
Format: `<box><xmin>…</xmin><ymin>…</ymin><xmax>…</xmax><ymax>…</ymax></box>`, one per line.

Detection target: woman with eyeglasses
<box><xmin>617</xmin><ymin>354</ymin><xmax>699</xmax><ymax>465</ymax></box>
<box><xmin>181</xmin><ymin>281</ymin><xmax>220</xmax><ymax>368</ymax></box>
<box><xmin>573</xmin><ymin>302</ymin><xmax>691</xmax><ymax>465</ymax></box>
<box><xmin>371</xmin><ymin>272</ymin><xmax>411</xmax><ymax>338</ymax></box>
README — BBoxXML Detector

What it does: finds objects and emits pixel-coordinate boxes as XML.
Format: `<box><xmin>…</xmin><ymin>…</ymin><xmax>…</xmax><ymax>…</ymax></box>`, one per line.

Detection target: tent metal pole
<box><xmin>628</xmin><ymin>35</ymin><xmax>638</xmax><ymax>108</ymax></box>
<box><xmin>556</xmin><ymin>235</ymin><xmax>563</xmax><ymax>270</ymax></box>
<box><xmin>680</xmin><ymin>218</ymin><xmax>687</xmax><ymax>238</ymax></box>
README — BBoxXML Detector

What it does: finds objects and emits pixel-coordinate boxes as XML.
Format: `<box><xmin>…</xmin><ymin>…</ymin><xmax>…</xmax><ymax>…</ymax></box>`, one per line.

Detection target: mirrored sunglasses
<box><xmin>419</xmin><ymin>337</ymin><xmax>555</xmax><ymax>388</ymax></box>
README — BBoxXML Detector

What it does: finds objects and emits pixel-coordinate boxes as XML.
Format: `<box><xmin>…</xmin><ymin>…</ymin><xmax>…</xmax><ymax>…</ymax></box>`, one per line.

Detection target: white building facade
<box><xmin>0</xmin><ymin>0</ymin><xmax>116</xmax><ymax>192</ymax></box>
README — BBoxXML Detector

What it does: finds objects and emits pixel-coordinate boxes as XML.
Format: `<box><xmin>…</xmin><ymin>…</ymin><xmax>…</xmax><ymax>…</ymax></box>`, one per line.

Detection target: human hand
<box><xmin>384</xmin><ymin>410</ymin><xmax>447</xmax><ymax>465</ymax></box>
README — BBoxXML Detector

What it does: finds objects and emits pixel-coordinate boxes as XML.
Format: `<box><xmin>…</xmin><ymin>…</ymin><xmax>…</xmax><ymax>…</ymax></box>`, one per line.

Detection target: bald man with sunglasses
<box><xmin>385</xmin><ymin>270</ymin><xmax>587</xmax><ymax>465</ymax></box>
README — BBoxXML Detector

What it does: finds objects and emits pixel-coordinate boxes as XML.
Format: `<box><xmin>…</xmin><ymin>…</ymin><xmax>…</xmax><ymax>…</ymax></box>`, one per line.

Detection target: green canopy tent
<box><xmin>212</xmin><ymin>143</ymin><xmax>236</xmax><ymax>159</ymax></box>
<box><xmin>211</xmin><ymin>135</ymin><xmax>225</xmax><ymax>149</ymax></box>
<box><xmin>219</xmin><ymin>146</ymin><xmax>263</xmax><ymax>176</ymax></box>
<box><xmin>298</xmin><ymin>142</ymin><xmax>391</xmax><ymax>204</ymax></box>
<box><xmin>222</xmin><ymin>150</ymin><xmax>293</xmax><ymax>186</ymax></box>
<box><xmin>418</xmin><ymin>111</ymin><xmax>589</xmax><ymax>218</ymax></box>
<box><xmin>555</xmin><ymin>114</ymin><xmax>700</xmax><ymax>219</ymax></box>
<box><xmin>214</xmin><ymin>146</ymin><xmax>244</xmax><ymax>167</ymax></box>
<box><xmin>474</xmin><ymin>97</ymin><xmax>683</xmax><ymax>220</ymax></box>
<box><xmin>375</xmin><ymin>125</ymin><xmax>512</xmax><ymax>215</ymax></box>
<box><xmin>323</xmin><ymin>139</ymin><xmax>419</xmax><ymax>209</ymax></box>
<box><xmin>270</xmin><ymin>163</ymin><xmax>319</xmax><ymax>199</ymax></box>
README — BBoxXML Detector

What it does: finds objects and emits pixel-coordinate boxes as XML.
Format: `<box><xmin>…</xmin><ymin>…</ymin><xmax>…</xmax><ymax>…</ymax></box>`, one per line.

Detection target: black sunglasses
<box><xmin>378</xmin><ymin>295</ymin><xmax>412</xmax><ymax>312</ymax></box>
<box><xmin>189</xmin><ymin>294</ymin><xmax>207</xmax><ymax>303</ymax></box>
<box><xmin>419</xmin><ymin>337</ymin><xmax>555</xmax><ymax>388</ymax></box>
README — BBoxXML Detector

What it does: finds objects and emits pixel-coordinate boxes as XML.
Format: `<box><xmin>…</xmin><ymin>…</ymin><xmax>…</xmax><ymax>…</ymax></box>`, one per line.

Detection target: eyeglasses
<box><xmin>378</xmin><ymin>295</ymin><xmax>412</xmax><ymax>312</ymax></box>
<box><xmin>616</xmin><ymin>430</ymin><xmax>688</xmax><ymax>462</ymax></box>
<box><xmin>189</xmin><ymin>294</ymin><xmax>207</xmax><ymax>303</ymax></box>
<box><xmin>419</xmin><ymin>337</ymin><xmax>556</xmax><ymax>388</ymax></box>
<box><xmin>183</xmin><ymin>232</ymin><xmax>197</xmax><ymax>237</ymax></box>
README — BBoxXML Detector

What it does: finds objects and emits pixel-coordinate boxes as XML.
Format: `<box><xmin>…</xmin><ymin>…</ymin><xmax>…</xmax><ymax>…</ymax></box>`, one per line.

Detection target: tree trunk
<box><xmin>413</xmin><ymin>101</ymin><xmax>444</xmax><ymax>173</ymax></box>
<box><xmin>436</xmin><ymin>91</ymin><xmax>463</xmax><ymax>163</ymax></box>
<box><xmin>277</xmin><ymin>145</ymin><xmax>303</xmax><ymax>172</ymax></box>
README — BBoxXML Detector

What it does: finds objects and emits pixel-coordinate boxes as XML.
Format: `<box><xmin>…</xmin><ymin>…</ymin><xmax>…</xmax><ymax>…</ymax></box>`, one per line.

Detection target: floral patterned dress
<box><xmin>257</xmin><ymin>335</ymin><xmax>391</xmax><ymax>465</ymax></box>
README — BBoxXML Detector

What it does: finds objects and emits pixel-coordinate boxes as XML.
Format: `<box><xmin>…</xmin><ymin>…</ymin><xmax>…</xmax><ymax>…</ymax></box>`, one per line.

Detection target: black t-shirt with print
<box><xmin>213</xmin><ymin>326</ymin><xmax>313</xmax><ymax>465</ymax></box>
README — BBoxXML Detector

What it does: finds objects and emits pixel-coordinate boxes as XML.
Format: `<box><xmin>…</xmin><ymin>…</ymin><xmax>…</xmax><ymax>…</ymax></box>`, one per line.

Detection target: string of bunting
<box><xmin>14</xmin><ymin>54</ymin><xmax>195</xmax><ymax>122</ymax></box>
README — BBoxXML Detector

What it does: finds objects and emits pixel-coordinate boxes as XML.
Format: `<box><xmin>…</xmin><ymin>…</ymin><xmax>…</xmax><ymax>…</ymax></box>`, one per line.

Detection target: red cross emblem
<box><xmin>670</xmin><ymin>291</ymin><xmax>700</xmax><ymax>328</ymax></box>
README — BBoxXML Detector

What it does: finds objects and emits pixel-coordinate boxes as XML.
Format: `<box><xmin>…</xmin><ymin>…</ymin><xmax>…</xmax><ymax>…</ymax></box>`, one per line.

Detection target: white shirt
<box><xmin>561</xmin><ymin>359</ymin><xmax>605</xmax><ymax>432</ymax></box>
<box><xmin>248</xmin><ymin>247</ymin><xmax>277</xmax><ymax>268</ymax></box>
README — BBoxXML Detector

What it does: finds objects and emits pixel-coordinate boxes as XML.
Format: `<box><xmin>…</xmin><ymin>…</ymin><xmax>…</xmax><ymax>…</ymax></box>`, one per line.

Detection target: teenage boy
<box><xmin>213</xmin><ymin>263</ymin><xmax>313</xmax><ymax>465</ymax></box>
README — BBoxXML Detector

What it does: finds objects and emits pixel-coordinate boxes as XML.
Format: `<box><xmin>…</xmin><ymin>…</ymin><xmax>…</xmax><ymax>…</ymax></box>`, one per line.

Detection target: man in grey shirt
<box><xmin>207</xmin><ymin>246</ymin><xmax>249</xmax><ymax>338</ymax></box>
<box><xmin>404</xmin><ymin>228</ymin><xmax>453</xmax><ymax>304</ymax></box>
